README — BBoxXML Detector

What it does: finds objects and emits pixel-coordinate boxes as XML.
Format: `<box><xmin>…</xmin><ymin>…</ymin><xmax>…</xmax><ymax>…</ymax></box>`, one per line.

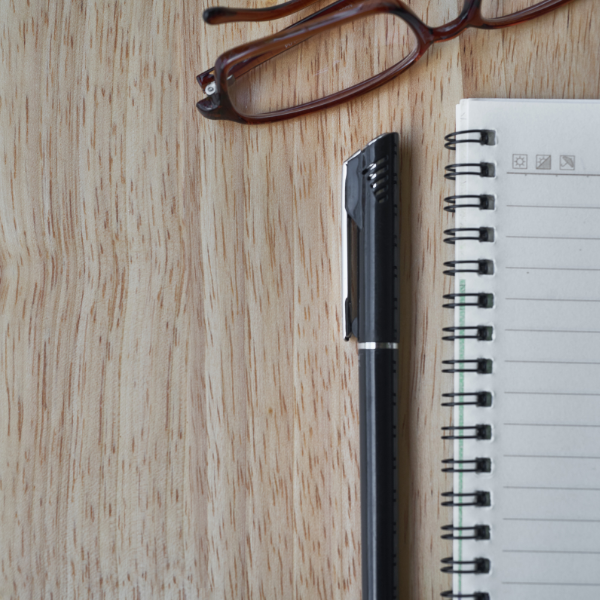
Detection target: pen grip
<box><xmin>359</xmin><ymin>347</ymin><xmax>398</xmax><ymax>600</ymax></box>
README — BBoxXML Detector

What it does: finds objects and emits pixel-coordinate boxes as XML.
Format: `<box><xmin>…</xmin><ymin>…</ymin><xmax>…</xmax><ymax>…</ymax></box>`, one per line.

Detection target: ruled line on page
<box><xmin>505</xmin><ymin>454</ymin><xmax>600</xmax><ymax>459</ymax></box>
<box><xmin>505</xmin><ymin>329</ymin><xmax>600</xmax><ymax>334</ymax></box>
<box><xmin>505</xmin><ymin>486</ymin><xmax>600</xmax><ymax>491</ymax></box>
<box><xmin>507</xmin><ymin>171</ymin><xmax>600</xmax><ymax>177</ymax></box>
<box><xmin>504</xmin><ymin>517</ymin><xmax>600</xmax><ymax>523</ymax></box>
<box><xmin>503</xmin><ymin>582</ymin><xmax>600</xmax><ymax>587</ymax></box>
<box><xmin>504</xmin><ymin>423</ymin><xmax>600</xmax><ymax>428</ymax></box>
<box><xmin>504</xmin><ymin>391</ymin><xmax>600</xmax><ymax>397</ymax></box>
<box><xmin>506</xmin><ymin>235</ymin><xmax>600</xmax><ymax>241</ymax></box>
<box><xmin>505</xmin><ymin>360</ymin><xmax>600</xmax><ymax>365</ymax></box>
<box><xmin>504</xmin><ymin>550</ymin><xmax>600</xmax><ymax>555</ymax></box>
<box><xmin>506</xmin><ymin>298</ymin><xmax>600</xmax><ymax>303</ymax></box>
<box><xmin>507</xmin><ymin>204</ymin><xmax>600</xmax><ymax>209</ymax></box>
<box><xmin>506</xmin><ymin>266</ymin><xmax>600</xmax><ymax>271</ymax></box>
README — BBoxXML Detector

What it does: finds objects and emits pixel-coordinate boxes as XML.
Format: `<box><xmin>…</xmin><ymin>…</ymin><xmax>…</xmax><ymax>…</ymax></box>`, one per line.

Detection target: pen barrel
<box><xmin>343</xmin><ymin>132</ymin><xmax>401</xmax><ymax>597</ymax></box>
<box><xmin>359</xmin><ymin>346</ymin><xmax>398</xmax><ymax>600</ymax></box>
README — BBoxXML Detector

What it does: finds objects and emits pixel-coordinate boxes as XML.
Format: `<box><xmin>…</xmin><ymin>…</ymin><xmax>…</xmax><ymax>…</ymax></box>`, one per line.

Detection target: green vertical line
<box><xmin>457</xmin><ymin>279</ymin><xmax>467</xmax><ymax>594</ymax></box>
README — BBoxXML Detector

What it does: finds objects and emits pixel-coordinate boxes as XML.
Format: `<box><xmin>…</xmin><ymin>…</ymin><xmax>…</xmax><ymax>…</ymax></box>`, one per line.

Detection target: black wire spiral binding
<box><xmin>444</xmin><ymin>129</ymin><xmax>495</xmax><ymax>151</ymax></box>
<box><xmin>441</xmin><ymin>525</ymin><xmax>491</xmax><ymax>540</ymax></box>
<box><xmin>441</xmin><ymin>592</ymin><xmax>490</xmax><ymax>600</ymax></box>
<box><xmin>442</xmin><ymin>326</ymin><xmax>493</xmax><ymax>341</ymax></box>
<box><xmin>442</xmin><ymin>458</ymin><xmax>492</xmax><ymax>473</ymax></box>
<box><xmin>442</xmin><ymin>425</ymin><xmax>492</xmax><ymax>440</ymax></box>
<box><xmin>444</xmin><ymin>194</ymin><xmax>494</xmax><ymax>212</ymax></box>
<box><xmin>443</xmin><ymin>293</ymin><xmax>494</xmax><ymax>309</ymax></box>
<box><xmin>442</xmin><ymin>359</ymin><xmax>492</xmax><ymax>374</ymax></box>
<box><xmin>441</xmin><ymin>392</ymin><xmax>493</xmax><ymax>407</ymax></box>
<box><xmin>445</xmin><ymin>163</ymin><xmax>495</xmax><ymax>180</ymax></box>
<box><xmin>442</xmin><ymin>131</ymin><xmax>494</xmax><ymax>599</ymax></box>
<box><xmin>443</xmin><ymin>228</ymin><xmax>494</xmax><ymax>244</ymax></box>
<box><xmin>443</xmin><ymin>260</ymin><xmax>494</xmax><ymax>276</ymax></box>
<box><xmin>441</xmin><ymin>557</ymin><xmax>491</xmax><ymax>574</ymax></box>
<box><xmin>441</xmin><ymin>491</ymin><xmax>491</xmax><ymax>507</ymax></box>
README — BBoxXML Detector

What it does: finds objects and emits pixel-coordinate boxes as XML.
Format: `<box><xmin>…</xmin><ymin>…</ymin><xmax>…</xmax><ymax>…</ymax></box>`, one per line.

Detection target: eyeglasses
<box><xmin>196</xmin><ymin>0</ymin><xmax>575</xmax><ymax>124</ymax></box>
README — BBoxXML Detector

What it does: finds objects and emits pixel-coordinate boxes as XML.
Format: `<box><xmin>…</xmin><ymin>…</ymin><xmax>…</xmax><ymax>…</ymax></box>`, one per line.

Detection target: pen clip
<box><xmin>342</xmin><ymin>149</ymin><xmax>362</xmax><ymax>341</ymax></box>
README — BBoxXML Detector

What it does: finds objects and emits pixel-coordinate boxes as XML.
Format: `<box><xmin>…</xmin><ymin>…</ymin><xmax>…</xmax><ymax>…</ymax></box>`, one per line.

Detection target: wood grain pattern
<box><xmin>1</xmin><ymin>0</ymin><xmax>598</xmax><ymax>598</ymax></box>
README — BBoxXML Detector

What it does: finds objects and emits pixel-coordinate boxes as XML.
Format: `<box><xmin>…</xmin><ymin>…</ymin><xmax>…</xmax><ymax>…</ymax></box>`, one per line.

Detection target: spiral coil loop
<box><xmin>442</xmin><ymin>425</ymin><xmax>492</xmax><ymax>440</ymax></box>
<box><xmin>441</xmin><ymin>591</ymin><xmax>490</xmax><ymax>600</ymax></box>
<box><xmin>442</xmin><ymin>359</ymin><xmax>492</xmax><ymax>374</ymax></box>
<box><xmin>441</xmin><ymin>491</ymin><xmax>491</xmax><ymax>507</ymax></box>
<box><xmin>441</xmin><ymin>392</ymin><xmax>492</xmax><ymax>407</ymax></box>
<box><xmin>441</xmin><ymin>557</ymin><xmax>491</xmax><ymax>574</ymax></box>
<box><xmin>442</xmin><ymin>326</ymin><xmax>493</xmax><ymax>341</ymax></box>
<box><xmin>444</xmin><ymin>194</ymin><xmax>494</xmax><ymax>212</ymax></box>
<box><xmin>441</xmin><ymin>525</ymin><xmax>491</xmax><ymax>540</ymax></box>
<box><xmin>445</xmin><ymin>163</ymin><xmax>495</xmax><ymax>180</ymax></box>
<box><xmin>444</xmin><ymin>129</ymin><xmax>495</xmax><ymax>151</ymax></box>
<box><xmin>442</xmin><ymin>458</ymin><xmax>492</xmax><ymax>473</ymax></box>
<box><xmin>443</xmin><ymin>227</ymin><xmax>494</xmax><ymax>244</ymax></box>
<box><xmin>443</xmin><ymin>293</ymin><xmax>494</xmax><ymax>309</ymax></box>
<box><xmin>441</xmin><ymin>130</ymin><xmax>495</xmax><ymax>598</ymax></box>
<box><xmin>443</xmin><ymin>260</ymin><xmax>494</xmax><ymax>276</ymax></box>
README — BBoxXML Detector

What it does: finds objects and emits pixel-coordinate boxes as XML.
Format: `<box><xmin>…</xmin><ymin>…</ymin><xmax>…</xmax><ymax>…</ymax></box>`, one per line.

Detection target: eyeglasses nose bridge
<box><xmin>425</xmin><ymin>1</ymin><xmax>482</xmax><ymax>44</ymax></box>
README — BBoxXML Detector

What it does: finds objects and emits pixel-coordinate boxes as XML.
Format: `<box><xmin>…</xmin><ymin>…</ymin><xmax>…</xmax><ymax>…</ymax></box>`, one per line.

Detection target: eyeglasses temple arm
<box><xmin>202</xmin><ymin>36</ymin><xmax>310</xmax><ymax>86</ymax></box>
<box><xmin>204</xmin><ymin>0</ymin><xmax>321</xmax><ymax>24</ymax></box>
<box><xmin>197</xmin><ymin>42</ymin><xmax>306</xmax><ymax>91</ymax></box>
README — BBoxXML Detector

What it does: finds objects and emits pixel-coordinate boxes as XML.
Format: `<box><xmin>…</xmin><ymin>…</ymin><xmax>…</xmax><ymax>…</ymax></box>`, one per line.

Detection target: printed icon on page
<box><xmin>512</xmin><ymin>154</ymin><xmax>528</xmax><ymax>169</ymax></box>
<box><xmin>560</xmin><ymin>155</ymin><xmax>576</xmax><ymax>170</ymax></box>
<box><xmin>536</xmin><ymin>154</ymin><xmax>551</xmax><ymax>170</ymax></box>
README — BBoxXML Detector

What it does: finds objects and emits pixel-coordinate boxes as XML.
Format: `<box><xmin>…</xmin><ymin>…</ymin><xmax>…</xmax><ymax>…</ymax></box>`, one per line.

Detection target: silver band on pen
<box><xmin>358</xmin><ymin>342</ymin><xmax>398</xmax><ymax>350</ymax></box>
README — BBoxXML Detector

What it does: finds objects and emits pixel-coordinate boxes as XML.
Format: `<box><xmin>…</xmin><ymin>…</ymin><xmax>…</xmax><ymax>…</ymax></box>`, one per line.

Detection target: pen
<box><xmin>342</xmin><ymin>132</ymin><xmax>400</xmax><ymax>600</ymax></box>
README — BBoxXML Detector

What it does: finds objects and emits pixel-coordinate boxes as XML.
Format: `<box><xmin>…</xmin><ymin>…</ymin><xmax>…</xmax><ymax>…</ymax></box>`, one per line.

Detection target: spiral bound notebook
<box><xmin>442</xmin><ymin>99</ymin><xmax>600</xmax><ymax>600</ymax></box>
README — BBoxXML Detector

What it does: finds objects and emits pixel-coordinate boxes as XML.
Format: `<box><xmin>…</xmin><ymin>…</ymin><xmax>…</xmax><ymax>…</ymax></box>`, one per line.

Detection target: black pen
<box><xmin>342</xmin><ymin>132</ymin><xmax>400</xmax><ymax>600</ymax></box>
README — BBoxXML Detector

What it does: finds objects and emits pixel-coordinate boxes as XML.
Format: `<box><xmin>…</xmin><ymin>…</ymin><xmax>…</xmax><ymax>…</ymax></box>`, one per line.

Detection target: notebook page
<box><xmin>452</xmin><ymin>99</ymin><xmax>600</xmax><ymax>600</ymax></box>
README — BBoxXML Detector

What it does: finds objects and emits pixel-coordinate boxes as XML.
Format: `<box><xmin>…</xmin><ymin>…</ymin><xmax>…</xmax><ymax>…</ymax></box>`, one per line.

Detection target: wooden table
<box><xmin>1</xmin><ymin>1</ymin><xmax>599</xmax><ymax>598</ymax></box>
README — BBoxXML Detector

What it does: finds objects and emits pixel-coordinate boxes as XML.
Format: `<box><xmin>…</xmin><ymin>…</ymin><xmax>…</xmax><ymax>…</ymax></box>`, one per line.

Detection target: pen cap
<box><xmin>344</xmin><ymin>132</ymin><xmax>400</xmax><ymax>343</ymax></box>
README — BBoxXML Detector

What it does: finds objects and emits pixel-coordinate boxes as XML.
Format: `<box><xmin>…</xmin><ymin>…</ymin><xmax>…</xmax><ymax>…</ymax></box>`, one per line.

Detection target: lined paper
<box><xmin>452</xmin><ymin>100</ymin><xmax>600</xmax><ymax>600</ymax></box>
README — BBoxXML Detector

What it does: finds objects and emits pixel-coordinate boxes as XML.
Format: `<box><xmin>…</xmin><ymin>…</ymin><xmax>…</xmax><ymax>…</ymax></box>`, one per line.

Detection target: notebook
<box><xmin>443</xmin><ymin>99</ymin><xmax>600</xmax><ymax>600</ymax></box>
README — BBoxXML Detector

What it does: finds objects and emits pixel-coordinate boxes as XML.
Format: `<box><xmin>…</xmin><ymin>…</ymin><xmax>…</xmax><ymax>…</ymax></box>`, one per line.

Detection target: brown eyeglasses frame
<box><xmin>196</xmin><ymin>0</ymin><xmax>575</xmax><ymax>124</ymax></box>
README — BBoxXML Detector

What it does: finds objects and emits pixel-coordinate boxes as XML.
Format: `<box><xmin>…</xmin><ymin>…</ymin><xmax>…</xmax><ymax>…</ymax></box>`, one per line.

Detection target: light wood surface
<box><xmin>1</xmin><ymin>1</ymin><xmax>599</xmax><ymax>598</ymax></box>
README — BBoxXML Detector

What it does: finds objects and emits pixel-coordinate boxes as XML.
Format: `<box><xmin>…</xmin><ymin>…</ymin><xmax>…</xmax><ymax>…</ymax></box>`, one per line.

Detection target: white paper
<box><xmin>452</xmin><ymin>99</ymin><xmax>600</xmax><ymax>600</ymax></box>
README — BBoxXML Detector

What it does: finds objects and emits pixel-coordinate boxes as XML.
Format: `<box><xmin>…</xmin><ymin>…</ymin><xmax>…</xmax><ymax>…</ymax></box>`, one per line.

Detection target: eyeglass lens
<box><xmin>228</xmin><ymin>14</ymin><xmax>418</xmax><ymax>116</ymax></box>
<box><xmin>481</xmin><ymin>0</ymin><xmax>548</xmax><ymax>19</ymax></box>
